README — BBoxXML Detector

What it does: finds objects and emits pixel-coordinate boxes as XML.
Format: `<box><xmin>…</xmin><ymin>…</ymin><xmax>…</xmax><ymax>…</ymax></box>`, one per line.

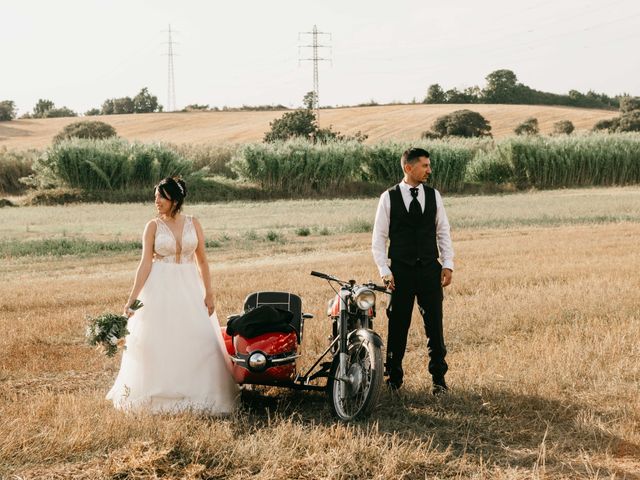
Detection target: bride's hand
<box><xmin>204</xmin><ymin>292</ymin><xmax>215</xmax><ymax>316</ymax></box>
<box><xmin>123</xmin><ymin>301</ymin><xmax>134</xmax><ymax>318</ymax></box>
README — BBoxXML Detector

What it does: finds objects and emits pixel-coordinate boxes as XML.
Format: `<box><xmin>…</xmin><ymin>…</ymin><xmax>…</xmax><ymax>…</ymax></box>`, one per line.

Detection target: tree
<box><xmin>264</xmin><ymin>109</ymin><xmax>317</xmax><ymax>142</ymax></box>
<box><xmin>182</xmin><ymin>104</ymin><xmax>209</xmax><ymax>111</ymax></box>
<box><xmin>85</xmin><ymin>108</ymin><xmax>101</xmax><ymax>116</ymax></box>
<box><xmin>618</xmin><ymin>110</ymin><xmax>640</xmax><ymax>132</ymax></box>
<box><xmin>431</xmin><ymin>109</ymin><xmax>492</xmax><ymax>138</ymax></box>
<box><xmin>113</xmin><ymin>97</ymin><xmax>134</xmax><ymax>114</ymax></box>
<box><xmin>0</xmin><ymin>100</ymin><xmax>17</xmax><ymax>121</ymax></box>
<box><xmin>32</xmin><ymin>99</ymin><xmax>76</xmax><ymax>118</ymax></box>
<box><xmin>53</xmin><ymin>120</ymin><xmax>118</xmax><ymax>143</ymax></box>
<box><xmin>133</xmin><ymin>87</ymin><xmax>161</xmax><ymax>113</ymax></box>
<box><xmin>101</xmin><ymin>99</ymin><xmax>115</xmax><ymax>115</ymax></box>
<box><xmin>483</xmin><ymin>69</ymin><xmax>522</xmax><ymax>103</ymax></box>
<box><xmin>619</xmin><ymin>96</ymin><xmax>640</xmax><ymax>114</ymax></box>
<box><xmin>33</xmin><ymin>99</ymin><xmax>55</xmax><ymax>118</ymax></box>
<box><xmin>424</xmin><ymin>84</ymin><xmax>446</xmax><ymax>104</ymax></box>
<box><xmin>302</xmin><ymin>91</ymin><xmax>317</xmax><ymax>110</ymax></box>
<box><xmin>45</xmin><ymin>107</ymin><xmax>77</xmax><ymax>118</ymax></box>
<box><xmin>514</xmin><ymin>117</ymin><xmax>539</xmax><ymax>135</ymax></box>
<box><xmin>553</xmin><ymin>120</ymin><xmax>575</xmax><ymax>135</ymax></box>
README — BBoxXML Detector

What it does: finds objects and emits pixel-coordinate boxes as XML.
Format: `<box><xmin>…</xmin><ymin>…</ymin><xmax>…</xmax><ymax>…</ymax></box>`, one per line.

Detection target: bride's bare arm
<box><xmin>193</xmin><ymin>217</ymin><xmax>215</xmax><ymax>315</ymax></box>
<box><xmin>124</xmin><ymin>220</ymin><xmax>156</xmax><ymax>316</ymax></box>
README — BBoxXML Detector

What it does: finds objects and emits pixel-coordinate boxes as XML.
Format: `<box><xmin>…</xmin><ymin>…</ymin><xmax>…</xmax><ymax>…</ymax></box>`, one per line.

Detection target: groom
<box><xmin>371</xmin><ymin>147</ymin><xmax>454</xmax><ymax>394</ymax></box>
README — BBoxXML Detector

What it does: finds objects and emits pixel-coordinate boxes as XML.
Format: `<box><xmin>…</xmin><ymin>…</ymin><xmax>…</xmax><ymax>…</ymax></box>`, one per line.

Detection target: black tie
<box><xmin>409</xmin><ymin>187</ymin><xmax>421</xmax><ymax>218</ymax></box>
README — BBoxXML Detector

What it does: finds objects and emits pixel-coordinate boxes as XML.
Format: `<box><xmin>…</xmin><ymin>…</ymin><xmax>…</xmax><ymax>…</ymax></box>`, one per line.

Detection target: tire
<box><xmin>327</xmin><ymin>330</ymin><xmax>383</xmax><ymax>421</ymax></box>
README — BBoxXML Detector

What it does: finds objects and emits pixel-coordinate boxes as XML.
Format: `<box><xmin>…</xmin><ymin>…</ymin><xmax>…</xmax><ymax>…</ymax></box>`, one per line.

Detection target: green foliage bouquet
<box><xmin>85</xmin><ymin>300</ymin><xmax>143</xmax><ymax>357</ymax></box>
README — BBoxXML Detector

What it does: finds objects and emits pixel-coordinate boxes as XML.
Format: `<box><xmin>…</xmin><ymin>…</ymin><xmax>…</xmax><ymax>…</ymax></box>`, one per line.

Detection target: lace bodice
<box><xmin>153</xmin><ymin>215</ymin><xmax>198</xmax><ymax>264</ymax></box>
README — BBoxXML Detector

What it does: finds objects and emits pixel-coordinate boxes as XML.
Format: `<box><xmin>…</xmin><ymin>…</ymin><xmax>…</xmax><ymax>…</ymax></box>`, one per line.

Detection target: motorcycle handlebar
<box><xmin>368</xmin><ymin>284</ymin><xmax>390</xmax><ymax>293</ymax></box>
<box><xmin>310</xmin><ymin>270</ymin><xmax>332</xmax><ymax>280</ymax></box>
<box><xmin>311</xmin><ymin>271</ymin><xmax>390</xmax><ymax>294</ymax></box>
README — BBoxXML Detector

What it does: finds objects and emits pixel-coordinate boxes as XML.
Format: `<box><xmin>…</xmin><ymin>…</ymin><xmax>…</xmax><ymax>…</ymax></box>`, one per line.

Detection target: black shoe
<box><xmin>386</xmin><ymin>378</ymin><xmax>402</xmax><ymax>391</ymax></box>
<box><xmin>432</xmin><ymin>376</ymin><xmax>448</xmax><ymax>395</ymax></box>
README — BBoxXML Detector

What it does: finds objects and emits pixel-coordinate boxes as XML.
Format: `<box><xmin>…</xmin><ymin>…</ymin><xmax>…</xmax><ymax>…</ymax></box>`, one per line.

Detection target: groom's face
<box><xmin>406</xmin><ymin>156</ymin><xmax>431</xmax><ymax>184</ymax></box>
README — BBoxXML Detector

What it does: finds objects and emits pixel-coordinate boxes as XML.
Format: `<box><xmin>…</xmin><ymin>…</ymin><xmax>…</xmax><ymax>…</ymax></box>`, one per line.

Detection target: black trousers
<box><xmin>385</xmin><ymin>259</ymin><xmax>448</xmax><ymax>384</ymax></box>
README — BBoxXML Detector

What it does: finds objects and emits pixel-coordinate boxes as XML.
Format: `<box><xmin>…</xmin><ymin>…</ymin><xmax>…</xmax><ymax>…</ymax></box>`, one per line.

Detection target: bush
<box><xmin>0</xmin><ymin>148</ymin><xmax>38</xmax><ymax>195</ymax></box>
<box><xmin>420</xmin><ymin>130</ymin><xmax>442</xmax><ymax>140</ymax></box>
<box><xmin>592</xmin><ymin>118</ymin><xmax>619</xmax><ymax>132</ymax></box>
<box><xmin>431</xmin><ymin>110</ymin><xmax>492</xmax><ymax>138</ymax></box>
<box><xmin>553</xmin><ymin>120</ymin><xmax>575</xmax><ymax>135</ymax></box>
<box><xmin>24</xmin><ymin>187</ymin><xmax>84</xmax><ymax>205</ymax></box>
<box><xmin>514</xmin><ymin>117</ymin><xmax>539</xmax><ymax>135</ymax></box>
<box><xmin>53</xmin><ymin>121</ymin><xmax>118</xmax><ymax>144</ymax></box>
<box><xmin>264</xmin><ymin>110</ymin><xmax>317</xmax><ymax>142</ymax></box>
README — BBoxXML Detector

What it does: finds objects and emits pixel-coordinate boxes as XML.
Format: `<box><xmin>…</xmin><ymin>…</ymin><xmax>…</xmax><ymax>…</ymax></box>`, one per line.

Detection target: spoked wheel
<box><xmin>327</xmin><ymin>331</ymin><xmax>383</xmax><ymax>421</ymax></box>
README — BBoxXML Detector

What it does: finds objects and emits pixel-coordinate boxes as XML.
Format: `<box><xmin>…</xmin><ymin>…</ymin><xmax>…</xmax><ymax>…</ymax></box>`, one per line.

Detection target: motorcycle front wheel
<box><xmin>327</xmin><ymin>331</ymin><xmax>383</xmax><ymax>421</ymax></box>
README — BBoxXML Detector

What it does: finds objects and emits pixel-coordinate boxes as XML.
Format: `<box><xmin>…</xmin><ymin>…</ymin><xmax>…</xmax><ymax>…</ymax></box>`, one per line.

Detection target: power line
<box><xmin>299</xmin><ymin>25</ymin><xmax>331</xmax><ymax>122</ymax></box>
<box><xmin>164</xmin><ymin>24</ymin><xmax>177</xmax><ymax>112</ymax></box>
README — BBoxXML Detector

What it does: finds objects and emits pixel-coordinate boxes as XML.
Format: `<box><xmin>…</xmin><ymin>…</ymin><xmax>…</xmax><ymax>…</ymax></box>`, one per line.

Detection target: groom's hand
<box><xmin>382</xmin><ymin>274</ymin><xmax>395</xmax><ymax>291</ymax></box>
<box><xmin>441</xmin><ymin>268</ymin><xmax>453</xmax><ymax>287</ymax></box>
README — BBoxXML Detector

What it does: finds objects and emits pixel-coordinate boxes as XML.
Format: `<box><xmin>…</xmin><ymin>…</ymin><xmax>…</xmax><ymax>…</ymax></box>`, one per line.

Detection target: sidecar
<box><xmin>221</xmin><ymin>291</ymin><xmax>310</xmax><ymax>386</ymax></box>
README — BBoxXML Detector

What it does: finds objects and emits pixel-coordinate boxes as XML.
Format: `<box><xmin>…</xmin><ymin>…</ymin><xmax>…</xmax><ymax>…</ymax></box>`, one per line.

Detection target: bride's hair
<box><xmin>155</xmin><ymin>177</ymin><xmax>187</xmax><ymax>217</ymax></box>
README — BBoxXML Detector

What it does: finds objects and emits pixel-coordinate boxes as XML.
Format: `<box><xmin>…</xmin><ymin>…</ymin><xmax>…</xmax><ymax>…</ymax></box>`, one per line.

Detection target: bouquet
<box><xmin>85</xmin><ymin>299</ymin><xmax>143</xmax><ymax>357</ymax></box>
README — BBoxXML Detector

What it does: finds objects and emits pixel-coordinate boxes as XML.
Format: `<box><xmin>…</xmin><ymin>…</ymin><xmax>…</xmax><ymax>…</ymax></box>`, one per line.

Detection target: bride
<box><xmin>106</xmin><ymin>176</ymin><xmax>238</xmax><ymax>414</ymax></box>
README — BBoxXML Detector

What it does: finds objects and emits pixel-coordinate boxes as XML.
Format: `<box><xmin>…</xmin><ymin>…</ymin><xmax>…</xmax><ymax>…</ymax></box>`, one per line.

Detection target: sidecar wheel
<box><xmin>327</xmin><ymin>331</ymin><xmax>383</xmax><ymax>421</ymax></box>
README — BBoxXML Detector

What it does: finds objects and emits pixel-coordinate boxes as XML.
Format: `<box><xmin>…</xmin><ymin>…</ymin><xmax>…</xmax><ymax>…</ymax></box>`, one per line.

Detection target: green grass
<box><xmin>0</xmin><ymin>238</ymin><xmax>141</xmax><ymax>258</ymax></box>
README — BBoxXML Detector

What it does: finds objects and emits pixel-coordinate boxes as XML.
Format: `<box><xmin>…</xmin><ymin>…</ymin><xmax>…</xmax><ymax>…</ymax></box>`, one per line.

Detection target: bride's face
<box><xmin>154</xmin><ymin>188</ymin><xmax>174</xmax><ymax>216</ymax></box>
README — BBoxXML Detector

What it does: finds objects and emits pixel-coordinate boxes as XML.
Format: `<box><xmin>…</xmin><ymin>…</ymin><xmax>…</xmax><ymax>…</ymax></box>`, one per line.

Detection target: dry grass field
<box><xmin>0</xmin><ymin>104</ymin><xmax>618</xmax><ymax>150</ymax></box>
<box><xmin>1</xmin><ymin>187</ymin><xmax>639</xmax><ymax>479</ymax></box>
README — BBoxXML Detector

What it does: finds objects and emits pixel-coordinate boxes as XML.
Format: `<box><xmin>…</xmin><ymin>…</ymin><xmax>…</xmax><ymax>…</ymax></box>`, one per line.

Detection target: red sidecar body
<box><xmin>221</xmin><ymin>292</ymin><xmax>305</xmax><ymax>386</ymax></box>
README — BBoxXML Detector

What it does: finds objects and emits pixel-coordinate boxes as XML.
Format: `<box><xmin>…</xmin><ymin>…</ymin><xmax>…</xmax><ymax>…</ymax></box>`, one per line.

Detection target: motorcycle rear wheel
<box><xmin>327</xmin><ymin>331</ymin><xmax>383</xmax><ymax>421</ymax></box>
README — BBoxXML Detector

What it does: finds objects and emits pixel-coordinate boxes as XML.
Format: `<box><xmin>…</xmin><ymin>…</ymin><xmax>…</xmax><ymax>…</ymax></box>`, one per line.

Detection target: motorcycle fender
<box><xmin>350</xmin><ymin>328</ymin><xmax>383</xmax><ymax>348</ymax></box>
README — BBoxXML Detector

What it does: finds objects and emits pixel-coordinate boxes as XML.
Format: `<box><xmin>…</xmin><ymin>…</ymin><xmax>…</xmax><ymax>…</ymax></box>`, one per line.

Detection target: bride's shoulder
<box><xmin>144</xmin><ymin>219</ymin><xmax>159</xmax><ymax>232</ymax></box>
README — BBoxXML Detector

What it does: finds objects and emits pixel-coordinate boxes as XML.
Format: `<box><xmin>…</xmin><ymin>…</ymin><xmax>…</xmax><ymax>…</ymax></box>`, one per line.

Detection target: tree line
<box><xmin>0</xmin><ymin>87</ymin><xmax>162</xmax><ymax>121</ymax></box>
<box><xmin>424</xmin><ymin>69</ymin><xmax>622</xmax><ymax>110</ymax></box>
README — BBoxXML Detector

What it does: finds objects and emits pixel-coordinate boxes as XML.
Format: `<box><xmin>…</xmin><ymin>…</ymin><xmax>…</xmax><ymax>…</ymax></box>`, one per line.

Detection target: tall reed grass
<box><xmin>28</xmin><ymin>138</ymin><xmax>193</xmax><ymax>191</ymax></box>
<box><xmin>17</xmin><ymin>133</ymin><xmax>640</xmax><ymax>202</ymax></box>
<box><xmin>168</xmin><ymin>143</ymin><xmax>239</xmax><ymax>178</ymax></box>
<box><xmin>362</xmin><ymin>139</ymin><xmax>490</xmax><ymax>192</ymax></box>
<box><xmin>467</xmin><ymin>133</ymin><xmax>640</xmax><ymax>188</ymax></box>
<box><xmin>232</xmin><ymin>140</ymin><xmax>368</xmax><ymax>195</ymax></box>
<box><xmin>232</xmin><ymin>139</ymin><xmax>486</xmax><ymax>195</ymax></box>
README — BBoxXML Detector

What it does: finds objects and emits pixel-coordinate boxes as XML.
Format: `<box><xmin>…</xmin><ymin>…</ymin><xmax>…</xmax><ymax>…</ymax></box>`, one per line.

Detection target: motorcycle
<box><xmin>220</xmin><ymin>271</ymin><xmax>389</xmax><ymax>421</ymax></box>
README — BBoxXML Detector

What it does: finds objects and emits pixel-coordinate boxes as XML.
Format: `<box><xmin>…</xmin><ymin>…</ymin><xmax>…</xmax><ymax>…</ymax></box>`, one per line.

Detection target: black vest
<box><xmin>388</xmin><ymin>184</ymin><xmax>439</xmax><ymax>266</ymax></box>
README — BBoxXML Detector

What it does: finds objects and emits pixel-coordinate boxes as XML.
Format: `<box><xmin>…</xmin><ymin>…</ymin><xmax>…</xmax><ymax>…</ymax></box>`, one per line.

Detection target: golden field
<box><xmin>1</xmin><ymin>187</ymin><xmax>639</xmax><ymax>479</ymax></box>
<box><xmin>0</xmin><ymin>104</ymin><xmax>618</xmax><ymax>150</ymax></box>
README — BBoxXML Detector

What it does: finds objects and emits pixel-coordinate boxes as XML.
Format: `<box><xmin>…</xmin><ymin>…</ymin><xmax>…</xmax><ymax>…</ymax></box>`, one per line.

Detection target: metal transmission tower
<box><xmin>298</xmin><ymin>25</ymin><xmax>331</xmax><ymax>123</ymax></box>
<box><xmin>165</xmin><ymin>24</ymin><xmax>177</xmax><ymax>112</ymax></box>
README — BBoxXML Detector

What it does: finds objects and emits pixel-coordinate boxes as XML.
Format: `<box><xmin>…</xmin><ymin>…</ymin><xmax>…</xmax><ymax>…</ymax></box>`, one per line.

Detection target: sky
<box><xmin>2</xmin><ymin>0</ymin><xmax>639</xmax><ymax>116</ymax></box>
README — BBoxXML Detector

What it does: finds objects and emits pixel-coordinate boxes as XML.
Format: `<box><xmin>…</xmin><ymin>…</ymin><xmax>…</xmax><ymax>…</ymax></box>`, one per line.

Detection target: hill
<box><xmin>0</xmin><ymin>104</ymin><xmax>618</xmax><ymax>150</ymax></box>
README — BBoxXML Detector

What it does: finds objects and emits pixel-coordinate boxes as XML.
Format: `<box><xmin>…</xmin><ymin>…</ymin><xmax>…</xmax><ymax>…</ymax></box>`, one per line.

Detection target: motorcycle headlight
<box><xmin>247</xmin><ymin>351</ymin><xmax>268</xmax><ymax>371</ymax></box>
<box><xmin>354</xmin><ymin>287</ymin><xmax>375</xmax><ymax>310</ymax></box>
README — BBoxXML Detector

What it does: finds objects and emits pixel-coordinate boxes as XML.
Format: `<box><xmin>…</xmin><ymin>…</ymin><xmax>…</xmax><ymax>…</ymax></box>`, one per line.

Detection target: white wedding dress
<box><xmin>106</xmin><ymin>215</ymin><xmax>239</xmax><ymax>414</ymax></box>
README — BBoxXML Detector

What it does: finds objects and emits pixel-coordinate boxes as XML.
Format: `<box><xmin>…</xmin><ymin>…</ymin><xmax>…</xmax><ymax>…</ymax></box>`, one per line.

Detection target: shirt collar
<box><xmin>400</xmin><ymin>180</ymin><xmax>422</xmax><ymax>191</ymax></box>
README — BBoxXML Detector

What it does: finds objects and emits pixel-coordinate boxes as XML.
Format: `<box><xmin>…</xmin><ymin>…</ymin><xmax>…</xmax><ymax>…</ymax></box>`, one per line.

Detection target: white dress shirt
<box><xmin>371</xmin><ymin>180</ymin><xmax>454</xmax><ymax>277</ymax></box>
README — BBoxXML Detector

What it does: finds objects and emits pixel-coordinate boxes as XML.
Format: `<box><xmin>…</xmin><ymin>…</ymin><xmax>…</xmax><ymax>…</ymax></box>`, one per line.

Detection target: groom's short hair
<box><xmin>401</xmin><ymin>147</ymin><xmax>430</xmax><ymax>169</ymax></box>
